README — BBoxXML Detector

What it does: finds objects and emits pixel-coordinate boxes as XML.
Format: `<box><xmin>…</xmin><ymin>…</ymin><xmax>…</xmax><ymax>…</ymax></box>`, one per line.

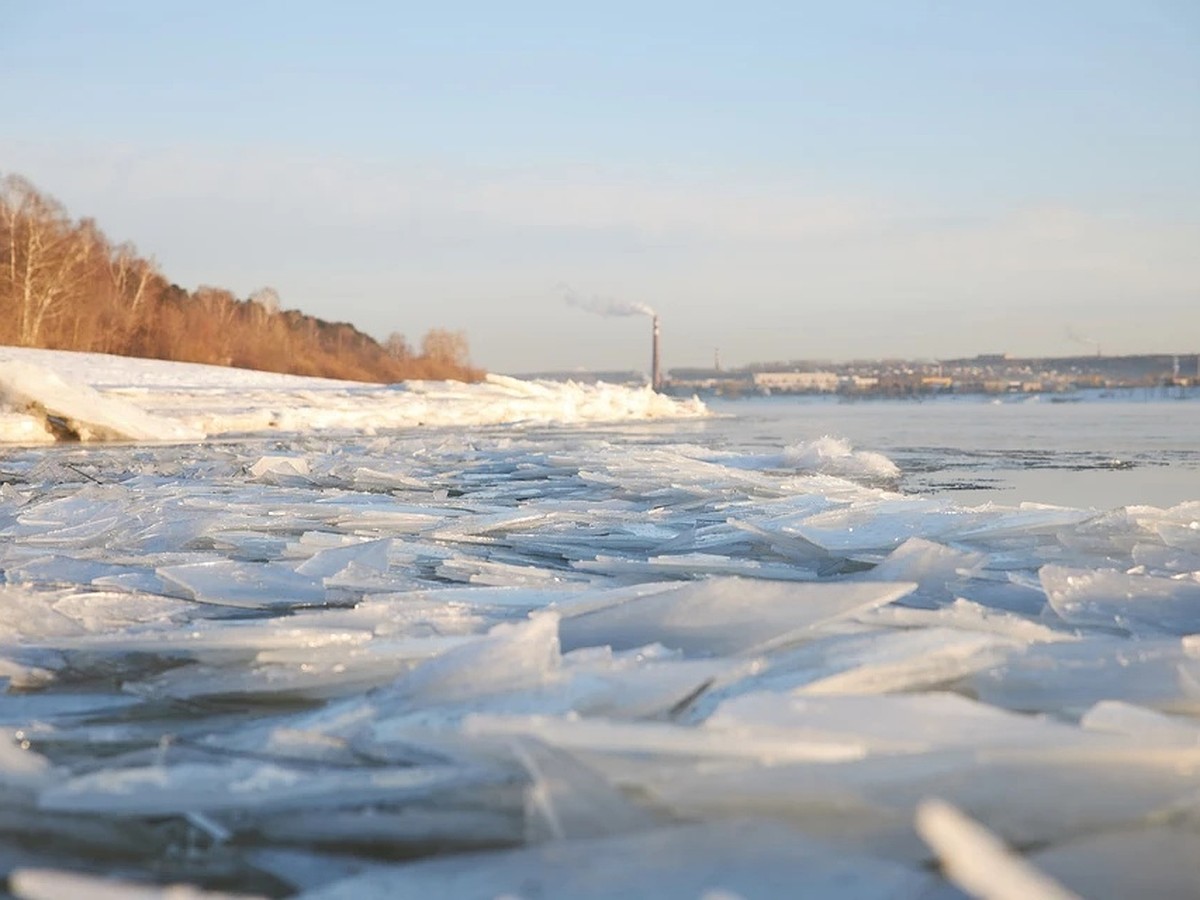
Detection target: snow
<box><xmin>0</xmin><ymin>358</ymin><xmax>203</xmax><ymax>443</ymax></box>
<box><xmin>1</xmin><ymin>346</ymin><xmax>1200</xmax><ymax>897</ymax></box>
<box><xmin>0</xmin><ymin>348</ymin><xmax>707</xmax><ymax>443</ymax></box>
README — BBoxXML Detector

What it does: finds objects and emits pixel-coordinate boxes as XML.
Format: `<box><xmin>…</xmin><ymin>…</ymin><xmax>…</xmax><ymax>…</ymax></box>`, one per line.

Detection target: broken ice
<box><xmin>1</xmin><ymin>347</ymin><xmax>1199</xmax><ymax>897</ymax></box>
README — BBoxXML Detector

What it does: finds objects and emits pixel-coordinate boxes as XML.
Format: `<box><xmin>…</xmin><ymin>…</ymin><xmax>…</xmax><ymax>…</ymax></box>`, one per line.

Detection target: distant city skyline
<box><xmin>3</xmin><ymin>1</ymin><xmax>1198</xmax><ymax>373</ymax></box>
<box><xmin>520</xmin><ymin>349</ymin><xmax>1200</xmax><ymax>378</ymax></box>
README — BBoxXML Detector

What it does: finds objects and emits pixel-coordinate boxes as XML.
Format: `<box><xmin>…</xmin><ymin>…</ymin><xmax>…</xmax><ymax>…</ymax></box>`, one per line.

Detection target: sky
<box><xmin>3</xmin><ymin>1</ymin><xmax>1198</xmax><ymax>374</ymax></box>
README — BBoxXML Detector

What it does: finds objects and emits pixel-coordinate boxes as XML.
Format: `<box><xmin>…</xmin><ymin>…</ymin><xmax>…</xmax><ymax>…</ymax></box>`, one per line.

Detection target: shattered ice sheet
<box><xmin>0</xmin><ymin>346</ymin><xmax>1198</xmax><ymax>897</ymax></box>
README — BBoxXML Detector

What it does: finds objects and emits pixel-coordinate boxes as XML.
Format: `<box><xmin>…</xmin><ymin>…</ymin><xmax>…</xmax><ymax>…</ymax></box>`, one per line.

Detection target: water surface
<box><xmin>703</xmin><ymin>389</ymin><xmax>1200</xmax><ymax>509</ymax></box>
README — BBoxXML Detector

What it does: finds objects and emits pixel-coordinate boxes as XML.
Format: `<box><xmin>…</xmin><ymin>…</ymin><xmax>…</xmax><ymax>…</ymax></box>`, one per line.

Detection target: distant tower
<box><xmin>651</xmin><ymin>315</ymin><xmax>662</xmax><ymax>391</ymax></box>
<box><xmin>714</xmin><ymin>347</ymin><xmax>722</xmax><ymax>372</ymax></box>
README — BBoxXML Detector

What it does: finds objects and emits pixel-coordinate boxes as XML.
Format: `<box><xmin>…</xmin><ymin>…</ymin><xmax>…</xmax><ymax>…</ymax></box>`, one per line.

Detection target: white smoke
<box><xmin>561</xmin><ymin>284</ymin><xmax>655</xmax><ymax>318</ymax></box>
<box><xmin>1065</xmin><ymin>326</ymin><xmax>1101</xmax><ymax>355</ymax></box>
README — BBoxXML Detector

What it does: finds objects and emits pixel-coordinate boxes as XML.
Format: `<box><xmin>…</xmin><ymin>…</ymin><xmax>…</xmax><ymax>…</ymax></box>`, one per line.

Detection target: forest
<box><xmin>0</xmin><ymin>173</ymin><xmax>483</xmax><ymax>383</ymax></box>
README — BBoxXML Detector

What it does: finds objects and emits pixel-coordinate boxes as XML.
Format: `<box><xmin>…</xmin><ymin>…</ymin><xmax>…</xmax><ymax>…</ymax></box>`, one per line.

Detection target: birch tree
<box><xmin>0</xmin><ymin>174</ymin><xmax>97</xmax><ymax>346</ymax></box>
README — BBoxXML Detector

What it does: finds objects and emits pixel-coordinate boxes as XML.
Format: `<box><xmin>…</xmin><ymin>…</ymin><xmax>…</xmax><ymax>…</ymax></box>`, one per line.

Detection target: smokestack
<box><xmin>651</xmin><ymin>315</ymin><xmax>662</xmax><ymax>392</ymax></box>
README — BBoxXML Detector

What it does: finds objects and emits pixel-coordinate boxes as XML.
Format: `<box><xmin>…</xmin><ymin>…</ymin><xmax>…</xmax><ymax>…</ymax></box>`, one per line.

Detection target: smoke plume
<box><xmin>1065</xmin><ymin>326</ymin><xmax>1101</xmax><ymax>355</ymax></box>
<box><xmin>561</xmin><ymin>284</ymin><xmax>655</xmax><ymax>318</ymax></box>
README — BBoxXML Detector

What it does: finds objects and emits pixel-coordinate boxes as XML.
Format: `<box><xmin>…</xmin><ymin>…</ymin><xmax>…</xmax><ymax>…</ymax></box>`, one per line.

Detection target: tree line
<box><xmin>0</xmin><ymin>173</ymin><xmax>483</xmax><ymax>383</ymax></box>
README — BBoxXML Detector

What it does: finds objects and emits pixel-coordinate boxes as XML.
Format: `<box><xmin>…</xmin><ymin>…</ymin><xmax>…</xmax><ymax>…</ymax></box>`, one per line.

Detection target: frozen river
<box><xmin>2</xmin><ymin>351</ymin><xmax>1200</xmax><ymax>899</ymax></box>
<box><xmin>706</xmin><ymin>389</ymin><xmax>1200</xmax><ymax>509</ymax></box>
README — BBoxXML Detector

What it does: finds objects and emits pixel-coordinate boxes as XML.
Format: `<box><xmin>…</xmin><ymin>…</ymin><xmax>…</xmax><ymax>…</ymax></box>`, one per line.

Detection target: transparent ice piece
<box><xmin>706</xmin><ymin>691</ymin><xmax>1087</xmax><ymax>755</ymax></box>
<box><xmin>1040</xmin><ymin>564</ymin><xmax>1200</xmax><ymax>635</ymax></box>
<box><xmin>853</xmin><ymin>537</ymin><xmax>986</xmax><ymax>608</ymax></box>
<box><xmin>647</xmin><ymin>745</ymin><xmax>1200</xmax><ymax>860</ymax></box>
<box><xmin>559</xmin><ymin>577</ymin><xmax>916</xmax><ymax>657</ymax></box>
<box><xmin>858</xmin><ymin>598</ymin><xmax>1077</xmax><ymax>645</ymax></box>
<box><xmin>39</xmin><ymin>759</ymin><xmax>485</xmax><ymax>815</ymax></box>
<box><xmin>796</xmin><ymin>627</ymin><xmax>1021</xmax><ymax>695</ymax></box>
<box><xmin>0</xmin><ymin>555</ymin><xmax>140</xmax><ymax>590</ymax></box>
<box><xmin>572</xmin><ymin>552</ymin><xmax>819</xmax><ymax>582</ymax></box>
<box><xmin>1079</xmin><ymin>700</ymin><xmax>1200</xmax><ymax>743</ymax></box>
<box><xmin>435</xmin><ymin>557</ymin><xmax>586</xmax><ymax>587</ymax></box>
<box><xmin>969</xmin><ymin>638</ymin><xmax>1200</xmax><ymax>716</ymax></box>
<box><xmin>156</xmin><ymin>560</ymin><xmax>327</xmax><ymax>609</ymax></box>
<box><xmin>246</xmin><ymin>454</ymin><xmax>313</xmax><ymax>484</ymax></box>
<box><xmin>462</xmin><ymin>713</ymin><xmax>866</xmax><ymax>766</ymax></box>
<box><xmin>1131</xmin><ymin>541</ymin><xmax>1200</xmax><ymax>575</ymax></box>
<box><xmin>790</xmin><ymin>497</ymin><xmax>966</xmax><ymax>554</ymax></box>
<box><xmin>512</xmin><ymin>737</ymin><xmax>659</xmax><ymax>841</ymax></box>
<box><xmin>377</xmin><ymin>613</ymin><xmax>561</xmax><ymax>708</ymax></box>
<box><xmin>294</xmin><ymin>539</ymin><xmax>391</xmax><ymax>579</ymax></box>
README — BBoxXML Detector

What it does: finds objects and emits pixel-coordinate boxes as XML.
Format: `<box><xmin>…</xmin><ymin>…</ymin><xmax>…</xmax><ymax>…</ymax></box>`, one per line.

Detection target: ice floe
<box><xmin>0</xmin><ymin>347</ymin><xmax>1198</xmax><ymax>896</ymax></box>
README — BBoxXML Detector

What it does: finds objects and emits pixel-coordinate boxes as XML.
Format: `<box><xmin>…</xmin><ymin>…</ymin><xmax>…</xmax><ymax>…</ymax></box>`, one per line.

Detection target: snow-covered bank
<box><xmin>0</xmin><ymin>359</ymin><xmax>205</xmax><ymax>443</ymax></box>
<box><xmin>0</xmin><ymin>348</ymin><xmax>707</xmax><ymax>443</ymax></box>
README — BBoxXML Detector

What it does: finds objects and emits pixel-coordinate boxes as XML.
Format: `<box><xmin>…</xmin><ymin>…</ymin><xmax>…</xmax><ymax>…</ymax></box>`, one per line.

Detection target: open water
<box><xmin>705</xmin><ymin>388</ymin><xmax>1200</xmax><ymax>510</ymax></box>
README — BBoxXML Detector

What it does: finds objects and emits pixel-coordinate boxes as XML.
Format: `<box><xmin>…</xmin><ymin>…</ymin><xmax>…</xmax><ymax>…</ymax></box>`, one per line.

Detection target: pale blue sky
<box><xmin>3</xmin><ymin>1</ymin><xmax>1198</xmax><ymax>372</ymax></box>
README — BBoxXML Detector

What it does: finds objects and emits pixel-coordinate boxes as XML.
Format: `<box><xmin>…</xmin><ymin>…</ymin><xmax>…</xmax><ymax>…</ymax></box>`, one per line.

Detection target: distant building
<box><xmin>752</xmin><ymin>371</ymin><xmax>839</xmax><ymax>393</ymax></box>
<box><xmin>843</xmin><ymin>375</ymin><xmax>879</xmax><ymax>392</ymax></box>
<box><xmin>663</xmin><ymin>368</ymin><xmax>754</xmax><ymax>396</ymax></box>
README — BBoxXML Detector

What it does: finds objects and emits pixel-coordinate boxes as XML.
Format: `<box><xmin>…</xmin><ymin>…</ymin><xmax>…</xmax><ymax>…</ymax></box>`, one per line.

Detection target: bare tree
<box><xmin>110</xmin><ymin>241</ymin><xmax>158</xmax><ymax>315</ymax></box>
<box><xmin>420</xmin><ymin>328</ymin><xmax>470</xmax><ymax>367</ymax></box>
<box><xmin>104</xmin><ymin>241</ymin><xmax>159</xmax><ymax>350</ymax></box>
<box><xmin>385</xmin><ymin>331</ymin><xmax>412</xmax><ymax>360</ymax></box>
<box><xmin>192</xmin><ymin>285</ymin><xmax>239</xmax><ymax>363</ymax></box>
<box><xmin>0</xmin><ymin>175</ymin><xmax>97</xmax><ymax>346</ymax></box>
<box><xmin>249</xmin><ymin>286</ymin><xmax>281</xmax><ymax>317</ymax></box>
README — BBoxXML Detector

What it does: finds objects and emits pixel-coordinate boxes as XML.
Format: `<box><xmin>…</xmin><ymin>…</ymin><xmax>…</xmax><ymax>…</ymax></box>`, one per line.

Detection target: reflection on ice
<box><xmin>1</xmin><ymin>349</ymin><xmax>1200</xmax><ymax>896</ymax></box>
<box><xmin>1030</xmin><ymin>827</ymin><xmax>1200</xmax><ymax>900</ymax></box>
<box><xmin>299</xmin><ymin>820</ymin><xmax>933</xmax><ymax>900</ymax></box>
